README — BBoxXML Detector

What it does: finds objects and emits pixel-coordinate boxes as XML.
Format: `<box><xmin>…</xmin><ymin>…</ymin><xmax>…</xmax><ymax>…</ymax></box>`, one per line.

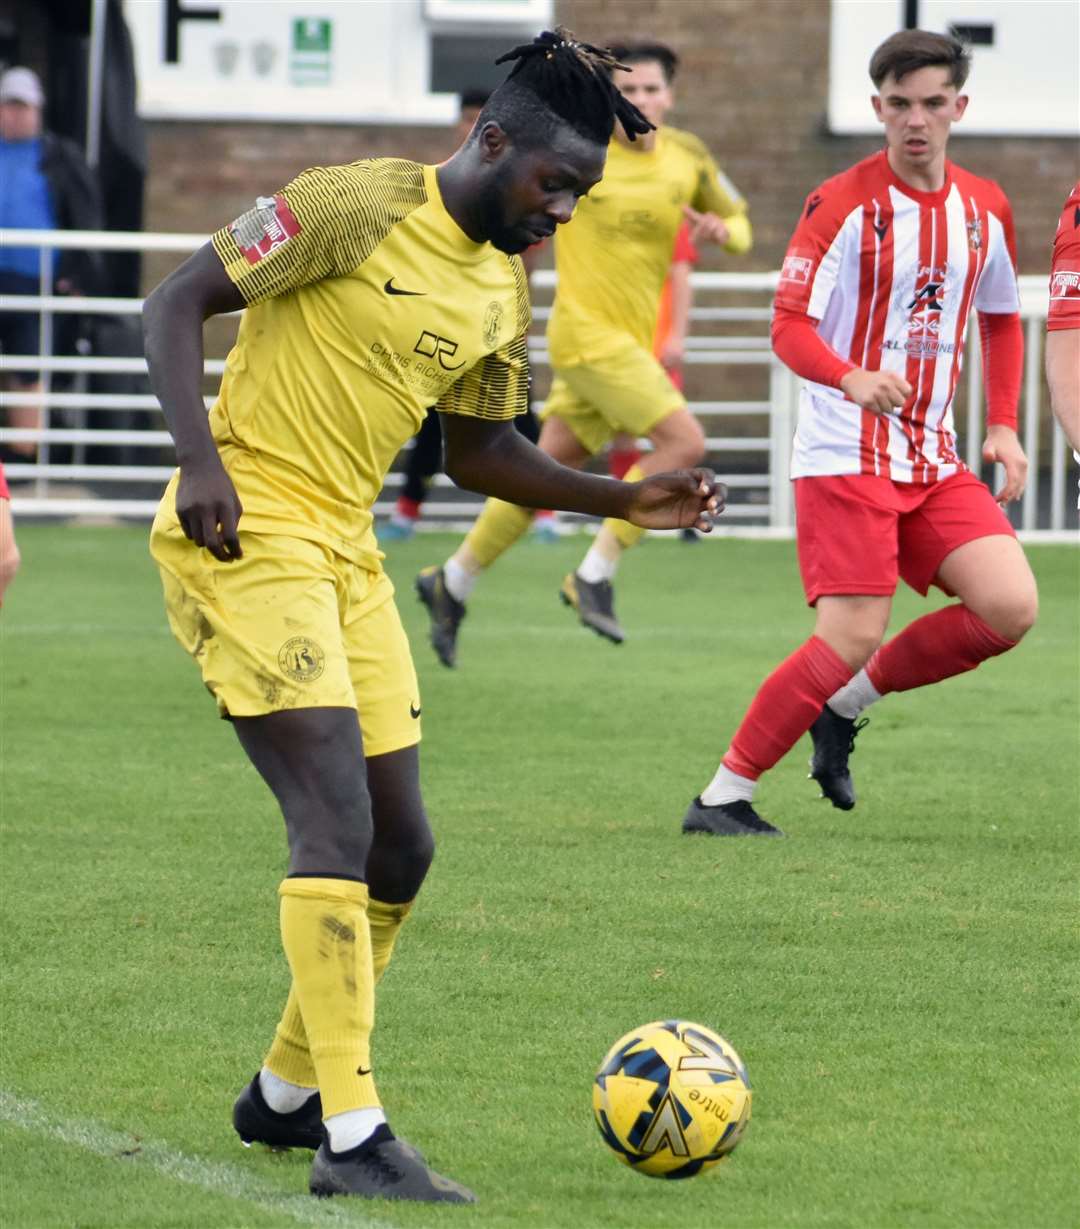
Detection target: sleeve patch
<box><xmin>1050</xmin><ymin>270</ymin><xmax>1080</xmax><ymax>299</ymax></box>
<box><xmin>780</xmin><ymin>255</ymin><xmax>813</xmax><ymax>285</ymax></box>
<box><xmin>229</xmin><ymin>194</ymin><xmax>302</xmax><ymax>265</ymax></box>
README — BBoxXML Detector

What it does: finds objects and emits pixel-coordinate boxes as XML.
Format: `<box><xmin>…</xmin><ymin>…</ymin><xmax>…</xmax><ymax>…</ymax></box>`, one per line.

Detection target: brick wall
<box><xmin>144</xmin><ymin>0</ymin><xmax>1079</xmax><ymax>282</ymax></box>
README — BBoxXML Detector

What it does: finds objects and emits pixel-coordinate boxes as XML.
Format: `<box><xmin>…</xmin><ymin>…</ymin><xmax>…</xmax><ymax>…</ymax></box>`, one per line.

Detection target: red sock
<box><xmin>395</xmin><ymin>496</ymin><xmax>421</xmax><ymax>520</ymax></box>
<box><xmin>866</xmin><ymin>605</ymin><xmax>1016</xmax><ymax>695</ymax></box>
<box><xmin>608</xmin><ymin>449</ymin><xmax>642</xmax><ymax>480</ymax></box>
<box><xmin>723</xmin><ymin>636</ymin><xmax>853</xmax><ymax>780</ymax></box>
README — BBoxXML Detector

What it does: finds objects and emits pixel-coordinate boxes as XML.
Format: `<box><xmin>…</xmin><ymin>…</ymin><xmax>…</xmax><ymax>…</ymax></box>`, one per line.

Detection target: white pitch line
<box><xmin>0</xmin><ymin>1090</ymin><xmax>392</xmax><ymax>1228</ymax></box>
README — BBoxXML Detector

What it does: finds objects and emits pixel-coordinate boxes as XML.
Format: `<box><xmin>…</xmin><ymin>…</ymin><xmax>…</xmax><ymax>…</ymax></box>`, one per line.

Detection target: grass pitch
<box><xmin>1</xmin><ymin>524</ymin><xmax>1076</xmax><ymax>1229</ymax></box>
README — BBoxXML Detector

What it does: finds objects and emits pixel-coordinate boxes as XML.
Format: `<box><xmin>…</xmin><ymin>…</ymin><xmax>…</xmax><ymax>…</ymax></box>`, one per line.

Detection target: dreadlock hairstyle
<box><xmin>477</xmin><ymin>27</ymin><xmax>653</xmax><ymax>149</ymax></box>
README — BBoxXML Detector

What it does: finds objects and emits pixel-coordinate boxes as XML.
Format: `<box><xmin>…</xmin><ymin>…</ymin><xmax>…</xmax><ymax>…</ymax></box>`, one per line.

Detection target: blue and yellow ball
<box><xmin>592</xmin><ymin>1019</ymin><xmax>752</xmax><ymax>1179</ymax></box>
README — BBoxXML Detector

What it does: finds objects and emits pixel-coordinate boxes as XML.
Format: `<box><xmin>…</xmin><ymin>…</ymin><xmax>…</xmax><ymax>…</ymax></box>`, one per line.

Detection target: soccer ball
<box><xmin>592</xmin><ymin>1019</ymin><xmax>752</xmax><ymax>1179</ymax></box>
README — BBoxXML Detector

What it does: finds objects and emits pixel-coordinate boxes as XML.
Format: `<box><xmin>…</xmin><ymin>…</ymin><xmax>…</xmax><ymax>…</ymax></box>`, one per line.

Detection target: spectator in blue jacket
<box><xmin>0</xmin><ymin>67</ymin><xmax>103</xmax><ymax>462</ymax></box>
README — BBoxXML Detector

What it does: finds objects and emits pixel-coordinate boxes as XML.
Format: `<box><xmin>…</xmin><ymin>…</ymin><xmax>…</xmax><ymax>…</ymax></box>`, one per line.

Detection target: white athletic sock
<box><xmin>826</xmin><ymin>669</ymin><xmax>882</xmax><ymax>720</ymax></box>
<box><xmin>700</xmin><ymin>764</ymin><xmax>757</xmax><ymax>807</ymax></box>
<box><xmin>326</xmin><ymin>1107</ymin><xmax>388</xmax><ymax>1153</ymax></box>
<box><xmin>577</xmin><ymin>545</ymin><xmax>617</xmax><ymax>584</ymax></box>
<box><xmin>443</xmin><ymin>557</ymin><xmax>477</xmax><ymax>603</ymax></box>
<box><xmin>259</xmin><ymin>1067</ymin><xmax>317</xmax><ymax>1114</ymax></box>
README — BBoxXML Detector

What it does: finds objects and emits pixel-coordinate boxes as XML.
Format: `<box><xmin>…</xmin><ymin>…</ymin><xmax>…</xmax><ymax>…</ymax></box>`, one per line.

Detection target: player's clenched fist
<box><xmin>625</xmin><ymin>468</ymin><xmax>726</xmax><ymax>532</ymax></box>
<box><xmin>839</xmin><ymin>367</ymin><xmax>913</xmax><ymax>414</ymax></box>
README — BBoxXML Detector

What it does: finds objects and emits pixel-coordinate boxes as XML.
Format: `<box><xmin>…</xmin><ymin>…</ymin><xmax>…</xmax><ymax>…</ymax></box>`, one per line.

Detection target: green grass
<box><xmin>1</xmin><ymin>525</ymin><xmax>1077</xmax><ymax>1229</ymax></box>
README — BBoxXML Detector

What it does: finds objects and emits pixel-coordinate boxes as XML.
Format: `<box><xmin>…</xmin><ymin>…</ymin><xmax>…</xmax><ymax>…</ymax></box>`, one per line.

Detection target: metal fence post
<box><xmin>769</xmin><ymin>358</ymin><xmax>794</xmax><ymax>530</ymax></box>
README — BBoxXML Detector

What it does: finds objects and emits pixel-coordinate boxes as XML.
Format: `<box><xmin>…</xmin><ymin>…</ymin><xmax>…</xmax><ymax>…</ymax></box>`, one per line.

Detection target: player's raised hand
<box><xmin>175</xmin><ymin>457</ymin><xmax>244</xmax><ymax>561</ymax></box>
<box><xmin>839</xmin><ymin>367</ymin><xmax>912</xmax><ymax>414</ymax></box>
<box><xmin>982</xmin><ymin>424</ymin><xmax>1028</xmax><ymax>504</ymax></box>
<box><xmin>682</xmin><ymin>206</ymin><xmax>730</xmax><ymax>247</ymax></box>
<box><xmin>625</xmin><ymin>468</ymin><xmax>725</xmax><ymax>532</ymax></box>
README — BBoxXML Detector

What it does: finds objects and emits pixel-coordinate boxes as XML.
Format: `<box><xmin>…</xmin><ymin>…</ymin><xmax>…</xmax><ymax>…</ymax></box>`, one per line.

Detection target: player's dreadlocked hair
<box><xmin>477</xmin><ymin>27</ymin><xmax>653</xmax><ymax>149</ymax></box>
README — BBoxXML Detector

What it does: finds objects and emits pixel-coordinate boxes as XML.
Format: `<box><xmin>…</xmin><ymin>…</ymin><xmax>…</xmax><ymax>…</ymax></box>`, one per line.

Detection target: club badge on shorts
<box><xmin>278</xmin><ymin>637</ymin><xmax>325</xmax><ymax>682</ymax></box>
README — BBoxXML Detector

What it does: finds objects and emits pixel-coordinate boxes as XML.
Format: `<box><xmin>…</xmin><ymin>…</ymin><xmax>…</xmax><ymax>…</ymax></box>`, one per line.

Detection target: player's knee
<box><xmin>845</xmin><ymin>628</ymin><xmax>884</xmax><ymax>670</ymax></box>
<box><xmin>394</xmin><ymin>819</ymin><xmax>435</xmax><ymax>880</ymax></box>
<box><xmin>983</xmin><ymin>590</ymin><xmax>1038</xmax><ymax>643</ymax></box>
<box><xmin>282</xmin><ymin>796</ymin><xmax>373</xmax><ymax>878</ymax></box>
<box><xmin>367</xmin><ymin>812</ymin><xmax>435</xmax><ymax>901</ymax></box>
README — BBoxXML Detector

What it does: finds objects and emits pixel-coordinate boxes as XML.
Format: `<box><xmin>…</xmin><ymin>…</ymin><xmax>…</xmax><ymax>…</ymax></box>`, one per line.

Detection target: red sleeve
<box><xmin>773</xmin><ymin>181</ymin><xmax>853</xmax><ymax>315</ymax></box>
<box><xmin>978</xmin><ymin>310</ymin><xmax>1023</xmax><ymax>430</ymax></box>
<box><xmin>672</xmin><ymin>222</ymin><xmax>699</xmax><ymax>265</ymax></box>
<box><xmin>771</xmin><ymin>306</ymin><xmax>856</xmax><ymax>389</ymax></box>
<box><xmin>1048</xmin><ymin>183</ymin><xmax>1080</xmax><ymax>332</ymax></box>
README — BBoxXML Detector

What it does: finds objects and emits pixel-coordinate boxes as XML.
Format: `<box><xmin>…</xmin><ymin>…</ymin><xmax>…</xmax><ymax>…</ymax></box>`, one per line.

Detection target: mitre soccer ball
<box><xmin>592</xmin><ymin>1019</ymin><xmax>752</xmax><ymax>1179</ymax></box>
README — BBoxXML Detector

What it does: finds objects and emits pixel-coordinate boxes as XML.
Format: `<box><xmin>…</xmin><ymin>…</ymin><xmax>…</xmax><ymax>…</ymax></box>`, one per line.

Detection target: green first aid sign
<box><xmin>292</xmin><ymin>18</ymin><xmax>332</xmax><ymax>54</ymax></box>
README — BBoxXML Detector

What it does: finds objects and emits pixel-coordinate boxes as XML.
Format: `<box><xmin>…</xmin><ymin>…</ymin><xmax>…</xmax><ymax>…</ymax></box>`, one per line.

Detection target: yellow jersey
<box><xmin>162</xmin><ymin>159</ymin><xmax>530</xmax><ymax>573</ymax></box>
<box><xmin>547</xmin><ymin>127</ymin><xmax>751</xmax><ymax>366</ymax></box>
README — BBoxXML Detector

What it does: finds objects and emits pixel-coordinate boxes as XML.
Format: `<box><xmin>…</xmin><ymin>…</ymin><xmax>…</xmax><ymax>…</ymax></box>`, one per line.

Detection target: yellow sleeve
<box><xmin>436</xmin><ymin>330</ymin><xmax>531</xmax><ymax>422</ymax></box>
<box><xmin>211</xmin><ymin>160</ymin><xmax>426</xmax><ymax>304</ymax></box>
<box><xmin>693</xmin><ymin>156</ymin><xmax>753</xmax><ymax>256</ymax></box>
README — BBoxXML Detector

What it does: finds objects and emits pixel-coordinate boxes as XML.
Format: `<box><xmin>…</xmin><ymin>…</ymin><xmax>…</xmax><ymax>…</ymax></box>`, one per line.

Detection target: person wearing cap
<box><xmin>0</xmin><ymin>66</ymin><xmax>103</xmax><ymax>462</ymax></box>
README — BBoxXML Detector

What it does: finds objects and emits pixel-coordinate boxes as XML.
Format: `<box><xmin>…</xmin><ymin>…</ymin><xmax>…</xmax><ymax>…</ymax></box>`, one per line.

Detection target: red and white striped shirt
<box><xmin>1048</xmin><ymin>180</ymin><xmax>1080</xmax><ymax>332</ymax></box>
<box><xmin>775</xmin><ymin>151</ymin><xmax>1020</xmax><ymax>484</ymax></box>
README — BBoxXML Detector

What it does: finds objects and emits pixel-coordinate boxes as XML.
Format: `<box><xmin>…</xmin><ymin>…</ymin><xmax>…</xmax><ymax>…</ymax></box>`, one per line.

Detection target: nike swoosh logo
<box><xmin>384</xmin><ymin>278</ymin><xmax>425</xmax><ymax>296</ymax></box>
<box><xmin>357</xmin><ymin>1065</ymin><xmax>372</xmax><ymax>1076</ymax></box>
<box><xmin>410</xmin><ymin>703</ymin><xmax>421</xmax><ymax>719</ymax></box>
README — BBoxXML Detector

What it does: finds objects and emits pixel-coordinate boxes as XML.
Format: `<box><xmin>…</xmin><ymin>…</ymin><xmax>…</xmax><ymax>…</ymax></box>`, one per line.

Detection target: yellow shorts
<box><xmin>150</xmin><ymin>517</ymin><xmax>421</xmax><ymax>757</ymax></box>
<box><xmin>541</xmin><ymin>342</ymin><xmax>686</xmax><ymax>456</ymax></box>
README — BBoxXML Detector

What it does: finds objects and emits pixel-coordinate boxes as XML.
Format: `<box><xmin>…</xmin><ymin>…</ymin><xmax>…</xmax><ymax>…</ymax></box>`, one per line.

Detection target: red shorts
<box><xmin>794</xmin><ymin>470</ymin><xmax>1015</xmax><ymax>605</ymax></box>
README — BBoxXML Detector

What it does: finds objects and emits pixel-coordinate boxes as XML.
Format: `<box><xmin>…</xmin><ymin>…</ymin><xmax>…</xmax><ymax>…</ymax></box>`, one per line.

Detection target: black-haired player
<box><xmin>144</xmin><ymin>29</ymin><xmax>720</xmax><ymax>1205</ymax></box>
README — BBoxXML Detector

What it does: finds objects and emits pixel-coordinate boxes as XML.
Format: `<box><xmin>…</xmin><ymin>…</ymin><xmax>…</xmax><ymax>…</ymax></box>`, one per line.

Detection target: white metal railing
<box><xmin>0</xmin><ymin>228</ymin><xmax>1072</xmax><ymax>537</ymax></box>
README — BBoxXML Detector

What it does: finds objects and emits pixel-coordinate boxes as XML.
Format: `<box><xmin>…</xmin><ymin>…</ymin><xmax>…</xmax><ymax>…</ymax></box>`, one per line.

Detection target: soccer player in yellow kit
<box><xmin>420</xmin><ymin>40</ymin><xmax>751</xmax><ymax>664</ymax></box>
<box><xmin>143</xmin><ymin>31</ymin><xmax>720</xmax><ymax>1206</ymax></box>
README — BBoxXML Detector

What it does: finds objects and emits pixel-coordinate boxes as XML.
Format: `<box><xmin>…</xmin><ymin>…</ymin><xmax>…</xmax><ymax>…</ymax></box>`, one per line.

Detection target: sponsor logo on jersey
<box><xmin>414</xmin><ymin>331</ymin><xmax>465</xmax><ymax>371</ymax></box>
<box><xmin>888</xmin><ymin>267</ymin><xmax>955</xmax><ymax>357</ymax></box>
<box><xmin>906</xmin><ymin>281</ymin><xmax>946</xmax><ymax>313</ymax></box>
<box><xmin>780</xmin><ymin>255</ymin><xmax>813</xmax><ymax>285</ymax></box>
<box><xmin>229</xmin><ymin>194</ymin><xmax>301</xmax><ymax>265</ymax></box>
<box><xmin>883</xmin><ymin>336</ymin><xmax>957</xmax><ymax>357</ymax></box>
<box><xmin>1050</xmin><ymin>270</ymin><xmax>1080</xmax><ymax>299</ymax></box>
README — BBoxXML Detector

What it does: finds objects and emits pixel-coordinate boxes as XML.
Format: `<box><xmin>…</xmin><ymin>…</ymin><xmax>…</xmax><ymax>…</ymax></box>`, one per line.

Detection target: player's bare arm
<box><xmin>441</xmin><ymin>414</ymin><xmax>722</xmax><ymax>531</ymax></box>
<box><xmin>143</xmin><ymin>245</ymin><xmax>246</xmax><ymax>561</ymax></box>
<box><xmin>1045</xmin><ymin>329</ymin><xmax>1080</xmax><ymax>452</ymax></box>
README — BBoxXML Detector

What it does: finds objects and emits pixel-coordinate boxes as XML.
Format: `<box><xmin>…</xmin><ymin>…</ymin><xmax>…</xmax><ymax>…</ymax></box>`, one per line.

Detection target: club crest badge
<box><xmin>483</xmin><ymin>300</ymin><xmax>504</xmax><ymax>349</ymax></box>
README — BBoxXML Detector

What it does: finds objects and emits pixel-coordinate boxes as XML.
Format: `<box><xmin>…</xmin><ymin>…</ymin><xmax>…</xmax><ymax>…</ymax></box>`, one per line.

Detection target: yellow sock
<box><xmin>462</xmin><ymin>498</ymin><xmax>533</xmax><ymax>568</ymax></box>
<box><xmin>263</xmin><ymin>897</ymin><xmax>415</xmax><ymax>1088</ymax></box>
<box><xmin>278</xmin><ymin>876</ymin><xmax>379</xmax><ymax>1117</ymax></box>
<box><xmin>368</xmin><ymin>897</ymin><xmax>414</xmax><ymax>984</ymax></box>
<box><xmin>264</xmin><ymin>986</ymin><xmax>317</xmax><ymax>1088</ymax></box>
<box><xmin>601</xmin><ymin>463</ymin><xmax>646</xmax><ymax>550</ymax></box>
